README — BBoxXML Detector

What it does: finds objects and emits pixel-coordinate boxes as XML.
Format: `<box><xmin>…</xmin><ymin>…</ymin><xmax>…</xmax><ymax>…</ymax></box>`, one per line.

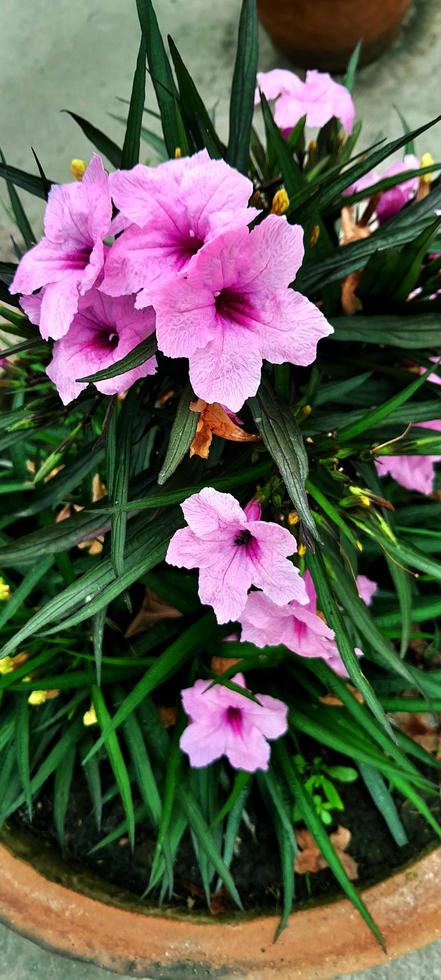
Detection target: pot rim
<box><xmin>1</xmin><ymin>825</ymin><xmax>440</xmax><ymax>979</ymax></box>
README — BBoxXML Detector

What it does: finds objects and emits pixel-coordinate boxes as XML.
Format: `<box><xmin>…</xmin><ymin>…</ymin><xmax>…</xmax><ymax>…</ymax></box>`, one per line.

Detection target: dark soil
<box><xmin>15</xmin><ymin>755</ymin><xmax>441</xmax><ymax>916</ymax></box>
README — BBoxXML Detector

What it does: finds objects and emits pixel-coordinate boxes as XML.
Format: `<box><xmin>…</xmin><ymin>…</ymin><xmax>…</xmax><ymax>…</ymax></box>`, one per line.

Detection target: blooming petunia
<box><xmin>255</xmin><ymin>68</ymin><xmax>355</xmax><ymax>136</ymax></box>
<box><xmin>150</xmin><ymin>214</ymin><xmax>333</xmax><ymax>411</ymax></box>
<box><xmin>101</xmin><ymin>149</ymin><xmax>257</xmax><ymax>306</ymax></box>
<box><xmin>166</xmin><ymin>487</ymin><xmax>307</xmax><ymax>624</ymax></box>
<box><xmin>180</xmin><ymin>672</ymin><xmax>288</xmax><ymax>771</ymax></box>
<box><xmin>357</xmin><ymin>574</ymin><xmax>378</xmax><ymax>606</ymax></box>
<box><xmin>11</xmin><ymin>156</ymin><xmax>112</xmax><ymax>341</ymax></box>
<box><xmin>375</xmin><ymin>418</ymin><xmax>441</xmax><ymax>495</ymax></box>
<box><xmin>343</xmin><ymin>154</ymin><xmax>419</xmax><ymax>224</ymax></box>
<box><xmin>45</xmin><ymin>288</ymin><xmax>156</xmax><ymax>404</ymax></box>
<box><xmin>238</xmin><ymin>571</ymin><xmax>362</xmax><ymax>677</ymax></box>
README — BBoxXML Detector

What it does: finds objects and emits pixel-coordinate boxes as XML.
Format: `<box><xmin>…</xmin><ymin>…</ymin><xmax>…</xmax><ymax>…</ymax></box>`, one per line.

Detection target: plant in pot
<box><xmin>1</xmin><ymin>1</ymin><xmax>441</xmax><ymax>976</ymax></box>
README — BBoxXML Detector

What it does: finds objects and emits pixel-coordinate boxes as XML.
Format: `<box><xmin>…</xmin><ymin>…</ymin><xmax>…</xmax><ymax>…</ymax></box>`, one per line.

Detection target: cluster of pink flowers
<box><xmin>255</xmin><ymin>68</ymin><xmax>355</xmax><ymax>137</ymax></box>
<box><xmin>11</xmin><ymin>150</ymin><xmax>332</xmax><ymax>411</ymax></box>
<box><xmin>169</xmin><ymin>489</ymin><xmax>369</xmax><ymax>772</ymax></box>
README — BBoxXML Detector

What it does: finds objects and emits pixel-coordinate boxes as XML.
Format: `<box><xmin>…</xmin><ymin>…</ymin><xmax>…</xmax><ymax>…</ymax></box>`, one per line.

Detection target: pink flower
<box><xmin>150</xmin><ymin>214</ymin><xmax>333</xmax><ymax>411</ymax></box>
<box><xmin>45</xmin><ymin>288</ymin><xmax>156</xmax><ymax>404</ymax></box>
<box><xmin>101</xmin><ymin>150</ymin><xmax>256</xmax><ymax>307</ymax></box>
<box><xmin>180</xmin><ymin>672</ymin><xmax>288</xmax><ymax>771</ymax></box>
<box><xmin>344</xmin><ymin>155</ymin><xmax>419</xmax><ymax>224</ymax></box>
<box><xmin>166</xmin><ymin>488</ymin><xmax>307</xmax><ymax>624</ymax></box>
<box><xmin>10</xmin><ymin>156</ymin><xmax>112</xmax><ymax>341</ymax></box>
<box><xmin>238</xmin><ymin>572</ymin><xmax>362</xmax><ymax>677</ymax></box>
<box><xmin>255</xmin><ymin>68</ymin><xmax>355</xmax><ymax>136</ymax></box>
<box><xmin>375</xmin><ymin>418</ymin><xmax>441</xmax><ymax>494</ymax></box>
<box><xmin>357</xmin><ymin>575</ymin><xmax>378</xmax><ymax>606</ymax></box>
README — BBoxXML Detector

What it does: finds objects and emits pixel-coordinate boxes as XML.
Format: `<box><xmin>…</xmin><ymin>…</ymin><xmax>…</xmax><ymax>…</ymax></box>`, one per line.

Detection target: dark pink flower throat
<box><xmin>225</xmin><ymin>705</ymin><xmax>243</xmax><ymax>735</ymax></box>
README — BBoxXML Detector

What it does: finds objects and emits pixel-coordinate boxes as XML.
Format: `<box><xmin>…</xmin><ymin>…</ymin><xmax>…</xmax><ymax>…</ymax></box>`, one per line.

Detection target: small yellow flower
<box><xmin>83</xmin><ymin>706</ymin><xmax>98</xmax><ymax>727</ymax></box>
<box><xmin>420</xmin><ymin>152</ymin><xmax>434</xmax><ymax>185</ymax></box>
<box><xmin>0</xmin><ymin>657</ymin><xmax>14</xmax><ymax>676</ymax></box>
<box><xmin>288</xmin><ymin>511</ymin><xmax>300</xmax><ymax>526</ymax></box>
<box><xmin>175</xmin><ymin>146</ymin><xmax>182</xmax><ymax>159</ymax></box>
<box><xmin>271</xmin><ymin>187</ymin><xmax>290</xmax><ymax>216</ymax></box>
<box><xmin>298</xmin><ymin>543</ymin><xmax>307</xmax><ymax>557</ymax></box>
<box><xmin>302</xmin><ymin>404</ymin><xmax>312</xmax><ymax>417</ymax></box>
<box><xmin>70</xmin><ymin>158</ymin><xmax>87</xmax><ymax>180</ymax></box>
<box><xmin>359</xmin><ymin>494</ymin><xmax>371</xmax><ymax>508</ymax></box>
<box><xmin>0</xmin><ymin>579</ymin><xmax>11</xmax><ymax>601</ymax></box>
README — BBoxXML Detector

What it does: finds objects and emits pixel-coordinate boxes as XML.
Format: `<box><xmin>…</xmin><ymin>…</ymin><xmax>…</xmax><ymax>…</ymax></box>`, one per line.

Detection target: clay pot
<box><xmin>1</xmin><ymin>826</ymin><xmax>441</xmax><ymax>978</ymax></box>
<box><xmin>257</xmin><ymin>0</ymin><xmax>412</xmax><ymax>71</ymax></box>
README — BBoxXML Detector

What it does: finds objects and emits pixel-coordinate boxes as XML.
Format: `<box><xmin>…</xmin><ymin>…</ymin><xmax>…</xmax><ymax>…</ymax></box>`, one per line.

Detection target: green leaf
<box><xmin>121</xmin><ymin>36</ymin><xmax>147</xmax><ymax>169</ymax></box>
<box><xmin>77</xmin><ymin>334</ymin><xmax>157</xmax><ymax>383</ymax></box>
<box><xmin>180</xmin><ymin>786</ymin><xmax>243</xmax><ymax>908</ymax></box>
<box><xmin>0</xmin><ymin>338</ymin><xmax>43</xmax><ymax>358</ymax></box>
<box><xmin>0</xmin><ymin>556</ymin><xmax>53</xmax><ymax>629</ymax></box>
<box><xmin>92</xmin><ymin>685</ymin><xmax>135</xmax><ymax>848</ymax></box>
<box><xmin>92</xmin><ymin>607</ymin><xmax>106</xmax><ymax>687</ymax></box>
<box><xmin>168</xmin><ymin>37</ymin><xmax>224</xmax><ymax>157</ymax></box>
<box><xmin>62</xmin><ymin>111</ymin><xmax>122</xmax><ymax>168</ymax></box>
<box><xmin>249</xmin><ymin>377</ymin><xmax>318</xmax><ymax>542</ymax></box>
<box><xmin>14</xmin><ymin>698</ymin><xmax>32</xmax><ymax>819</ymax></box>
<box><xmin>344</xmin><ymin>41</ymin><xmax>363</xmax><ymax>94</ymax></box>
<box><xmin>226</xmin><ymin>0</ymin><xmax>258</xmax><ymax>174</ymax></box>
<box><xmin>54</xmin><ymin>742</ymin><xmax>76</xmax><ymax>850</ymax></box>
<box><xmin>276</xmin><ymin>743</ymin><xmax>384</xmax><ymax>947</ymax></box>
<box><xmin>158</xmin><ymin>382</ymin><xmax>198</xmax><ymax>485</ymax></box>
<box><xmin>260</xmin><ymin>94</ymin><xmax>304</xmax><ymax>198</ymax></box>
<box><xmin>338</xmin><ymin>363</ymin><xmax>432</xmax><ymax>442</ymax></box>
<box><xmin>83</xmin><ymin>613</ymin><xmax>215</xmax><ymax>762</ymax></box>
<box><xmin>358</xmin><ymin>763</ymin><xmax>408</xmax><ymax>846</ymax></box>
<box><xmin>258</xmin><ymin>770</ymin><xmax>296</xmax><ymax>938</ymax></box>
<box><xmin>0</xmin><ymin>160</ymin><xmax>54</xmax><ymax>199</ymax></box>
<box><xmin>135</xmin><ymin>0</ymin><xmax>181</xmax><ymax>157</ymax></box>
<box><xmin>211</xmin><ymin>770</ymin><xmax>250</xmax><ymax>827</ymax></box>
<box><xmin>0</xmin><ymin>149</ymin><xmax>35</xmax><ymax>248</ymax></box>
<box><xmin>331</xmin><ymin>313</ymin><xmax>441</xmax><ymax>349</ymax></box>
<box><xmin>120</xmin><ymin>697</ymin><xmax>162</xmax><ymax>828</ymax></box>
<box><xmin>389</xmin><ymin>218</ymin><xmax>441</xmax><ymax>302</ymax></box>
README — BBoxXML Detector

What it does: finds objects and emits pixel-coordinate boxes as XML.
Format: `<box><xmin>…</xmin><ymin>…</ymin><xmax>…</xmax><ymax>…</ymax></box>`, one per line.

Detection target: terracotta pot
<box><xmin>1</xmin><ymin>827</ymin><xmax>441</xmax><ymax>978</ymax></box>
<box><xmin>257</xmin><ymin>0</ymin><xmax>412</xmax><ymax>71</ymax></box>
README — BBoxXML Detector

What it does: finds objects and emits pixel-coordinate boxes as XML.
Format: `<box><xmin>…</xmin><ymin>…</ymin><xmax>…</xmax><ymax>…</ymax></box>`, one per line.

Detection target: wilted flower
<box><xmin>180</xmin><ymin>672</ymin><xmax>288</xmax><ymax>771</ymax></box>
<box><xmin>238</xmin><ymin>572</ymin><xmax>362</xmax><ymax>677</ymax></box>
<box><xmin>166</xmin><ymin>487</ymin><xmax>307</xmax><ymax>624</ymax></box>
<box><xmin>151</xmin><ymin>215</ymin><xmax>332</xmax><ymax>411</ymax></box>
<box><xmin>101</xmin><ymin>149</ymin><xmax>257</xmax><ymax>306</ymax></box>
<box><xmin>45</xmin><ymin>288</ymin><xmax>156</xmax><ymax>404</ymax></box>
<box><xmin>12</xmin><ymin>156</ymin><xmax>112</xmax><ymax>340</ymax></box>
<box><xmin>255</xmin><ymin>68</ymin><xmax>355</xmax><ymax>136</ymax></box>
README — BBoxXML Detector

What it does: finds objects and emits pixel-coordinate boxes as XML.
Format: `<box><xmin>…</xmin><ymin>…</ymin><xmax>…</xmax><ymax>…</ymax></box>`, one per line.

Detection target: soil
<box><xmin>14</xmin><ymin>752</ymin><xmax>441</xmax><ymax>916</ymax></box>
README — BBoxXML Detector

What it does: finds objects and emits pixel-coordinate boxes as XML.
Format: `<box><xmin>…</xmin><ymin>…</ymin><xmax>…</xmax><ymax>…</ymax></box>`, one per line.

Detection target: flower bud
<box><xmin>70</xmin><ymin>158</ymin><xmax>87</xmax><ymax>180</ymax></box>
<box><xmin>271</xmin><ymin>187</ymin><xmax>290</xmax><ymax>216</ymax></box>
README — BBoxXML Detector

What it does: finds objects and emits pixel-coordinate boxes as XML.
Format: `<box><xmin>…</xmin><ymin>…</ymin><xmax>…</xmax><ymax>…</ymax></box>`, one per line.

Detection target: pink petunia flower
<box><xmin>10</xmin><ymin>156</ymin><xmax>112</xmax><ymax>341</ymax></box>
<box><xmin>375</xmin><ymin>418</ymin><xmax>441</xmax><ymax>494</ymax></box>
<box><xmin>101</xmin><ymin>149</ymin><xmax>257</xmax><ymax>307</ymax></box>
<box><xmin>45</xmin><ymin>288</ymin><xmax>156</xmax><ymax>405</ymax></box>
<box><xmin>166</xmin><ymin>488</ymin><xmax>307</xmax><ymax>624</ymax></box>
<box><xmin>357</xmin><ymin>574</ymin><xmax>378</xmax><ymax>606</ymax></box>
<box><xmin>150</xmin><ymin>214</ymin><xmax>333</xmax><ymax>411</ymax></box>
<box><xmin>238</xmin><ymin>571</ymin><xmax>362</xmax><ymax>677</ymax></box>
<box><xmin>180</xmin><ymin>672</ymin><xmax>288</xmax><ymax>771</ymax></box>
<box><xmin>255</xmin><ymin>68</ymin><xmax>355</xmax><ymax>136</ymax></box>
<box><xmin>344</xmin><ymin>155</ymin><xmax>419</xmax><ymax>224</ymax></box>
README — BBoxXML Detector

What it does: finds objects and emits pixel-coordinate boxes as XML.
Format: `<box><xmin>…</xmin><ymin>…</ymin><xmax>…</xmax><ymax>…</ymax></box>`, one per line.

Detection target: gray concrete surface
<box><xmin>1</xmin><ymin>0</ymin><xmax>441</xmax><ymax>976</ymax></box>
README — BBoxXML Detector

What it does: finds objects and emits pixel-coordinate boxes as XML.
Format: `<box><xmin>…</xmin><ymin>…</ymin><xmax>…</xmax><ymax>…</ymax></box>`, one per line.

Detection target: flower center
<box><xmin>234</xmin><ymin>529</ymin><xmax>252</xmax><ymax>546</ymax></box>
<box><xmin>215</xmin><ymin>289</ymin><xmax>253</xmax><ymax>328</ymax></box>
<box><xmin>107</xmin><ymin>331</ymin><xmax>119</xmax><ymax>349</ymax></box>
<box><xmin>225</xmin><ymin>705</ymin><xmax>243</xmax><ymax>735</ymax></box>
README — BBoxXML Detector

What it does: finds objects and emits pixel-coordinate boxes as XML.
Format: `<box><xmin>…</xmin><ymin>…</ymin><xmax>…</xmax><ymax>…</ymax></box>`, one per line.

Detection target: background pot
<box><xmin>1</xmin><ymin>826</ymin><xmax>441</xmax><ymax>979</ymax></box>
<box><xmin>257</xmin><ymin>0</ymin><xmax>412</xmax><ymax>71</ymax></box>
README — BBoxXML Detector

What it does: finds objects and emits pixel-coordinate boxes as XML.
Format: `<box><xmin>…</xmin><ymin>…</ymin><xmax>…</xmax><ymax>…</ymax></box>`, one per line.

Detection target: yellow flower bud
<box><xmin>83</xmin><ymin>706</ymin><xmax>98</xmax><ymax>727</ymax></box>
<box><xmin>356</xmin><ymin>540</ymin><xmax>364</xmax><ymax>552</ymax></box>
<box><xmin>302</xmin><ymin>404</ymin><xmax>312</xmax><ymax>417</ymax></box>
<box><xmin>288</xmin><ymin>511</ymin><xmax>300</xmax><ymax>526</ymax></box>
<box><xmin>28</xmin><ymin>690</ymin><xmax>49</xmax><ymax>706</ymax></box>
<box><xmin>308</xmin><ymin>139</ymin><xmax>317</xmax><ymax>154</ymax></box>
<box><xmin>359</xmin><ymin>494</ymin><xmax>371</xmax><ymax>508</ymax></box>
<box><xmin>0</xmin><ymin>657</ymin><xmax>14</xmax><ymax>676</ymax></box>
<box><xmin>0</xmin><ymin>579</ymin><xmax>10</xmax><ymax>601</ymax></box>
<box><xmin>298</xmin><ymin>543</ymin><xmax>307</xmax><ymax>557</ymax></box>
<box><xmin>420</xmin><ymin>152</ymin><xmax>434</xmax><ymax>185</ymax></box>
<box><xmin>70</xmin><ymin>158</ymin><xmax>87</xmax><ymax>180</ymax></box>
<box><xmin>175</xmin><ymin>147</ymin><xmax>182</xmax><ymax>159</ymax></box>
<box><xmin>271</xmin><ymin>187</ymin><xmax>290</xmax><ymax>216</ymax></box>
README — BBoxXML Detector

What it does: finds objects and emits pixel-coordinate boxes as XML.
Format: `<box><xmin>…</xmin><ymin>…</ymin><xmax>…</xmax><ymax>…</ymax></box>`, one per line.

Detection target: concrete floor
<box><xmin>1</xmin><ymin>0</ymin><xmax>441</xmax><ymax>976</ymax></box>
